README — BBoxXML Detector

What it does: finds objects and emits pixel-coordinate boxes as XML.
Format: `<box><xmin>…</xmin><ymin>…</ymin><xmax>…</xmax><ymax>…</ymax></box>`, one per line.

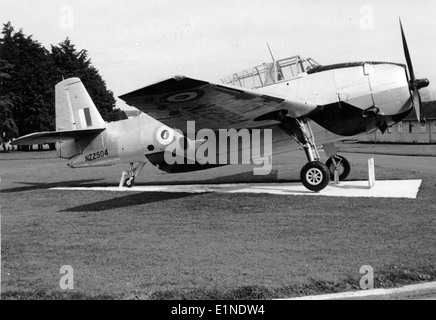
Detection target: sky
<box><xmin>2</xmin><ymin>0</ymin><xmax>436</xmax><ymax>110</ymax></box>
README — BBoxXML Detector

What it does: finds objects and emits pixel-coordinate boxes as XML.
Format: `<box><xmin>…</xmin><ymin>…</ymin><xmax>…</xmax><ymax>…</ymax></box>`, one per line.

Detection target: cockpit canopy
<box><xmin>221</xmin><ymin>55</ymin><xmax>319</xmax><ymax>89</ymax></box>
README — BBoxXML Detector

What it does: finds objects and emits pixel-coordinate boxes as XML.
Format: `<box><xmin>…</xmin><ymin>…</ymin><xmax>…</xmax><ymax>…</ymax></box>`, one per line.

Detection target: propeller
<box><xmin>399</xmin><ymin>18</ymin><xmax>430</xmax><ymax>122</ymax></box>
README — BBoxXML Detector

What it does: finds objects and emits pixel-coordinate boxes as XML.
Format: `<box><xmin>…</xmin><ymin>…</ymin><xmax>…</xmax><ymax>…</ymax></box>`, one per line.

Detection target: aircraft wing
<box><xmin>119</xmin><ymin>76</ymin><xmax>317</xmax><ymax>131</ymax></box>
<box><xmin>11</xmin><ymin>128</ymin><xmax>106</xmax><ymax>145</ymax></box>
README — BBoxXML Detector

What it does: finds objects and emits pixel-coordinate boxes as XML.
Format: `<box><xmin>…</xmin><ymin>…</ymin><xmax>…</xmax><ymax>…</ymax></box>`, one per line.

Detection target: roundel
<box><xmin>156</xmin><ymin>126</ymin><xmax>175</xmax><ymax>145</ymax></box>
<box><xmin>164</xmin><ymin>89</ymin><xmax>204</xmax><ymax>103</ymax></box>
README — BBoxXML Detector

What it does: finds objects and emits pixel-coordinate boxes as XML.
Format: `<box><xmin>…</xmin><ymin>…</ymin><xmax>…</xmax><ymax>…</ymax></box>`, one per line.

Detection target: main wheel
<box><xmin>300</xmin><ymin>161</ymin><xmax>330</xmax><ymax>192</ymax></box>
<box><xmin>124</xmin><ymin>177</ymin><xmax>135</xmax><ymax>188</ymax></box>
<box><xmin>325</xmin><ymin>156</ymin><xmax>350</xmax><ymax>181</ymax></box>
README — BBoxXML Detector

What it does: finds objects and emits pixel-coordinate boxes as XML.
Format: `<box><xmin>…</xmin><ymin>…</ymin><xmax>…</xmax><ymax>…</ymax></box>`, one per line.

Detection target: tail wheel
<box><xmin>300</xmin><ymin>161</ymin><xmax>330</xmax><ymax>192</ymax></box>
<box><xmin>326</xmin><ymin>156</ymin><xmax>350</xmax><ymax>181</ymax></box>
<box><xmin>124</xmin><ymin>177</ymin><xmax>135</xmax><ymax>188</ymax></box>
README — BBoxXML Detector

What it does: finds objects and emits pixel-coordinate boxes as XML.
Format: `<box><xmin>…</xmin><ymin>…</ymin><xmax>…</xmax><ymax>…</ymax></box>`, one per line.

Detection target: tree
<box><xmin>0</xmin><ymin>23</ymin><xmax>127</xmax><ymax>148</ymax></box>
<box><xmin>0</xmin><ymin>59</ymin><xmax>19</xmax><ymax>151</ymax></box>
<box><xmin>0</xmin><ymin>22</ymin><xmax>56</xmax><ymax>137</ymax></box>
<box><xmin>51</xmin><ymin>39</ymin><xmax>127</xmax><ymax>121</ymax></box>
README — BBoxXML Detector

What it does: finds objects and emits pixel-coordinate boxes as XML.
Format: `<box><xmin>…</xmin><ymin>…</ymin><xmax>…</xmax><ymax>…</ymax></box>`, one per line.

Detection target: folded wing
<box><xmin>119</xmin><ymin>76</ymin><xmax>316</xmax><ymax>131</ymax></box>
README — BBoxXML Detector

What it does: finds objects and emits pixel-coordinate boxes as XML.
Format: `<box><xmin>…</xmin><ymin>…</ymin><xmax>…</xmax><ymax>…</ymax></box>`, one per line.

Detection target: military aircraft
<box><xmin>12</xmin><ymin>20</ymin><xmax>430</xmax><ymax>192</ymax></box>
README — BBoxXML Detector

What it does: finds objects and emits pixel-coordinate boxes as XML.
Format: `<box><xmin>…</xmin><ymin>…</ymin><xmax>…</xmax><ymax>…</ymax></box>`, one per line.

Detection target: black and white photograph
<box><xmin>1</xmin><ymin>0</ymin><xmax>435</xmax><ymax>306</ymax></box>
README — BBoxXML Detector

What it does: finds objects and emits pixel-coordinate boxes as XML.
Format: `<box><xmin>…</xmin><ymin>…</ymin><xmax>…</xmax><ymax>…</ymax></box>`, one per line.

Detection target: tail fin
<box><xmin>56</xmin><ymin>78</ymin><xmax>106</xmax><ymax>131</ymax></box>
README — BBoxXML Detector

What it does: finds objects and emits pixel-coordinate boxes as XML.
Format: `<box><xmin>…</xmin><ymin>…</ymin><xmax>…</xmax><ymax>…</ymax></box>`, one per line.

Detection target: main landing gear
<box><xmin>277</xmin><ymin>113</ymin><xmax>350</xmax><ymax>192</ymax></box>
<box><xmin>119</xmin><ymin>161</ymin><xmax>146</xmax><ymax>188</ymax></box>
<box><xmin>300</xmin><ymin>161</ymin><xmax>330</xmax><ymax>192</ymax></box>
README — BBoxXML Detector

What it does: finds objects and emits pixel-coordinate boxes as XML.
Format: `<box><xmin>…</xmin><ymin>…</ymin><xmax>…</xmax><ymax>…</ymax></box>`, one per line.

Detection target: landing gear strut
<box><xmin>278</xmin><ymin>114</ymin><xmax>330</xmax><ymax>192</ymax></box>
<box><xmin>119</xmin><ymin>161</ymin><xmax>146</xmax><ymax>188</ymax></box>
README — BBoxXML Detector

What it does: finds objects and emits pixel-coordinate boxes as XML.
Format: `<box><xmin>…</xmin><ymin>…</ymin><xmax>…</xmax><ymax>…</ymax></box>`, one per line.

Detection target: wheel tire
<box><xmin>124</xmin><ymin>178</ymin><xmax>135</xmax><ymax>188</ymax></box>
<box><xmin>325</xmin><ymin>156</ymin><xmax>351</xmax><ymax>181</ymax></box>
<box><xmin>300</xmin><ymin>161</ymin><xmax>330</xmax><ymax>192</ymax></box>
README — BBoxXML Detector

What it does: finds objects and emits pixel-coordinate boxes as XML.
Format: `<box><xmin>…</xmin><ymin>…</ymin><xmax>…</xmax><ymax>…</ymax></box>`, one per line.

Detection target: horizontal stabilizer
<box><xmin>11</xmin><ymin>128</ymin><xmax>105</xmax><ymax>145</ymax></box>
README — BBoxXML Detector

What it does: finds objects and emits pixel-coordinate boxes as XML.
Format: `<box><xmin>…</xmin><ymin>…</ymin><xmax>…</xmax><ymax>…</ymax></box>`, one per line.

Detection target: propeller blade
<box><xmin>412</xmin><ymin>88</ymin><xmax>421</xmax><ymax>122</ymax></box>
<box><xmin>399</xmin><ymin>18</ymin><xmax>415</xmax><ymax>81</ymax></box>
<box><xmin>399</xmin><ymin>18</ymin><xmax>427</xmax><ymax>121</ymax></box>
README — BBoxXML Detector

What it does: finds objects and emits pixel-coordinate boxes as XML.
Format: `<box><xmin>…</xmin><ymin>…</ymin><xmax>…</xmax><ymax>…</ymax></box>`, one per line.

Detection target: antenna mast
<box><xmin>267</xmin><ymin>43</ymin><xmax>278</xmax><ymax>82</ymax></box>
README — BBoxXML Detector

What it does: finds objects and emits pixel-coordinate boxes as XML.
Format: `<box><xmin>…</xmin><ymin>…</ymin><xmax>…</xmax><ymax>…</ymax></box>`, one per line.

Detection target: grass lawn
<box><xmin>1</xmin><ymin>145</ymin><xmax>435</xmax><ymax>299</ymax></box>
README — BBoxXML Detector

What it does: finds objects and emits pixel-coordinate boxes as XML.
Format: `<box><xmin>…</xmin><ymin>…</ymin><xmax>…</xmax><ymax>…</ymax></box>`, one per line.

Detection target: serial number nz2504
<box><xmin>85</xmin><ymin>149</ymin><xmax>109</xmax><ymax>162</ymax></box>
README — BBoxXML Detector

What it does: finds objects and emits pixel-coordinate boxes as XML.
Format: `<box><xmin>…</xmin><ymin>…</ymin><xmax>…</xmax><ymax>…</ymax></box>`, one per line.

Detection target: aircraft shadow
<box><xmin>137</xmin><ymin>169</ymin><xmax>294</xmax><ymax>186</ymax></box>
<box><xmin>0</xmin><ymin>170</ymin><xmax>285</xmax><ymax>193</ymax></box>
<box><xmin>0</xmin><ymin>179</ymin><xmax>105</xmax><ymax>193</ymax></box>
<box><xmin>58</xmin><ymin>170</ymin><xmax>290</xmax><ymax>213</ymax></box>
<box><xmin>329</xmin><ymin>183</ymin><xmax>370</xmax><ymax>190</ymax></box>
<box><xmin>61</xmin><ymin>191</ymin><xmax>198</xmax><ymax>212</ymax></box>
